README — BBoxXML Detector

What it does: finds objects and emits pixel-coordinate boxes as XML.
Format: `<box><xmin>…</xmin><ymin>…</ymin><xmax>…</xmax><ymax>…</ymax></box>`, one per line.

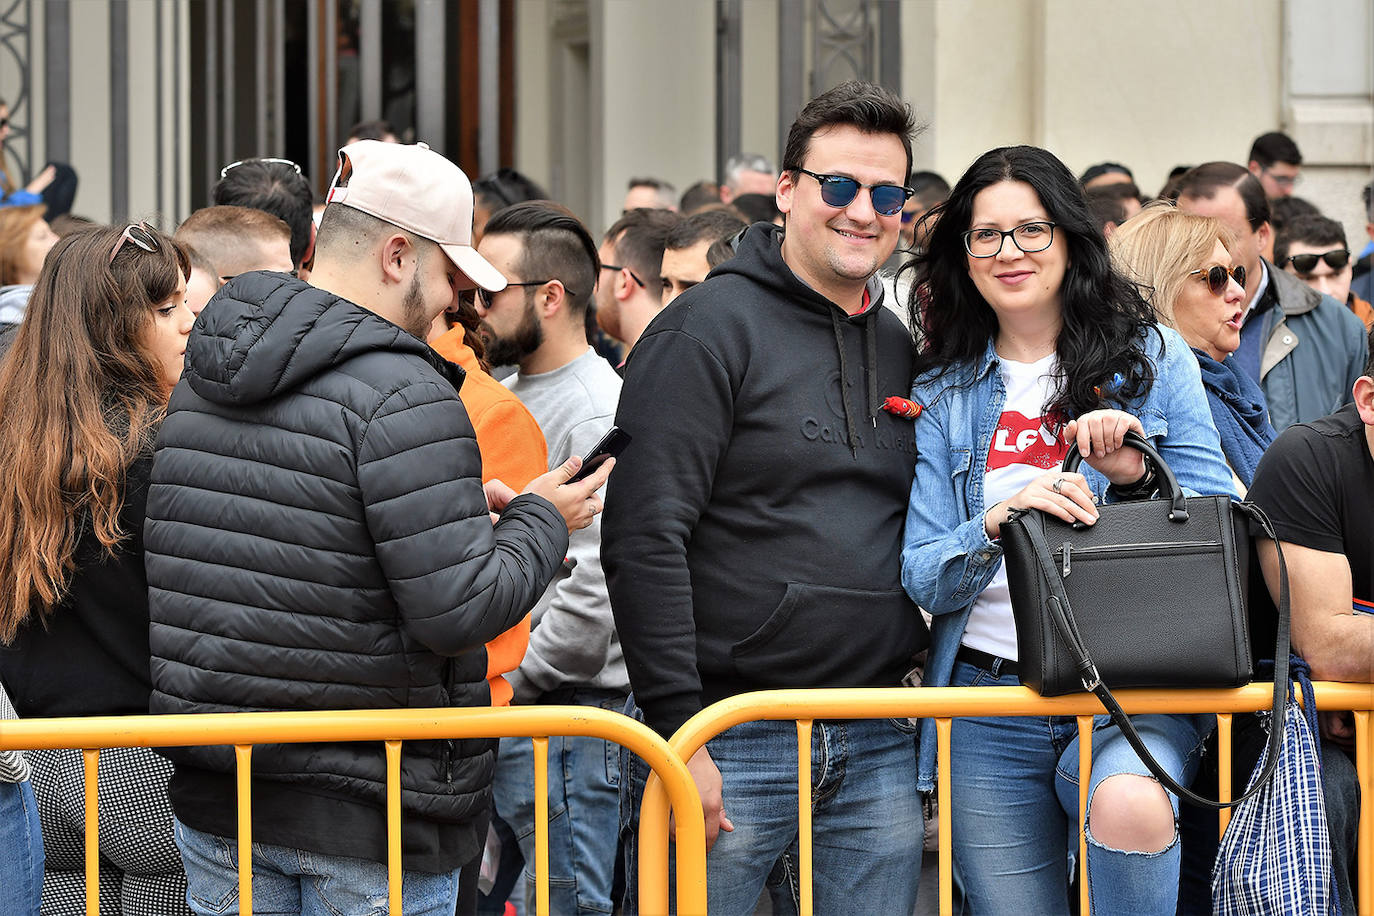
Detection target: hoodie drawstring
<box><xmin>830</xmin><ymin>308</ymin><xmax>860</xmax><ymax>458</ymax></box>
<box><xmin>865</xmin><ymin>319</ymin><xmax>878</xmax><ymax>429</ymax></box>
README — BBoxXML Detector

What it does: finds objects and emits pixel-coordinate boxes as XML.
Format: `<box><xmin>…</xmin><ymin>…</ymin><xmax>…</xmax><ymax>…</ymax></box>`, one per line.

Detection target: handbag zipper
<box><xmin>1052</xmin><ymin>540</ymin><xmax>1223</xmax><ymax>577</ymax></box>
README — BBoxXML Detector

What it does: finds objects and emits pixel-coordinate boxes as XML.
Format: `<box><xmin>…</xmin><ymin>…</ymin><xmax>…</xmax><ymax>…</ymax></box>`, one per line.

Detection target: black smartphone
<box><xmin>568</xmin><ymin>426</ymin><xmax>631</xmax><ymax>482</ymax></box>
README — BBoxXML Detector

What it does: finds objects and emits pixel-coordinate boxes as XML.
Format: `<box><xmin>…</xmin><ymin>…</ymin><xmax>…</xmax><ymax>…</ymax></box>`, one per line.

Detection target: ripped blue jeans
<box><xmin>947</xmin><ymin>658</ymin><xmax>1211</xmax><ymax>916</ymax></box>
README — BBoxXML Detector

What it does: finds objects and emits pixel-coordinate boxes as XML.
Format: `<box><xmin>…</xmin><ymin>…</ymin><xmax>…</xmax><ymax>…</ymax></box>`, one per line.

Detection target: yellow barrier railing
<box><xmin>639</xmin><ymin>682</ymin><xmax>1374</xmax><ymax>916</ymax></box>
<box><xmin>0</xmin><ymin>706</ymin><xmax>707</xmax><ymax>916</ymax></box>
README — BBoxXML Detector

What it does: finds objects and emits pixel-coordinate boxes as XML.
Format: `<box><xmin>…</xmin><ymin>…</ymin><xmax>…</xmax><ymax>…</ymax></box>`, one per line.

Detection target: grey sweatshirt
<box><xmin>503</xmin><ymin>348</ymin><xmax>629</xmax><ymax>700</ymax></box>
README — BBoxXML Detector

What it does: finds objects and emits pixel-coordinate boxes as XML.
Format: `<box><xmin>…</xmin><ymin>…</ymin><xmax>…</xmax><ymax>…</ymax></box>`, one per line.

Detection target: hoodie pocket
<box><xmin>729</xmin><ymin>583</ymin><xmax>927</xmax><ymax>687</ymax></box>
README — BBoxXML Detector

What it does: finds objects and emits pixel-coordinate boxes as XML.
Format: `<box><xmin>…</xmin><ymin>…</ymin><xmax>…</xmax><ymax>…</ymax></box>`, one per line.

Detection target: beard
<box><xmin>399</xmin><ymin>269</ymin><xmax>434</xmax><ymax>339</ymax></box>
<box><xmin>481</xmin><ymin>296</ymin><xmax>543</xmax><ymax>368</ymax></box>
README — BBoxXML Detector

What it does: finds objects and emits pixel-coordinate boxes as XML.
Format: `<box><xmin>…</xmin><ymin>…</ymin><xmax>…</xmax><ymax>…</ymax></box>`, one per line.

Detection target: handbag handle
<box><xmin>1062</xmin><ymin>429</ymin><xmax>1189</xmax><ymax>521</ymax></box>
<box><xmin>1019</xmin><ymin>502</ymin><xmax>1291</xmax><ymax>810</ymax></box>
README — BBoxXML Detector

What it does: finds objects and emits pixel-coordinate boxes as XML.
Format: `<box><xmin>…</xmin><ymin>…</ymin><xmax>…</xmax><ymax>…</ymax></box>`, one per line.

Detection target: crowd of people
<box><xmin>0</xmin><ymin>82</ymin><xmax>1367</xmax><ymax>916</ymax></box>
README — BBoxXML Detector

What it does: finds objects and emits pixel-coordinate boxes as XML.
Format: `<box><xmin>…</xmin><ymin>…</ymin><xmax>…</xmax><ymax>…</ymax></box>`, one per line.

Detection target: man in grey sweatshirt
<box><xmin>474</xmin><ymin>201</ymin><xmax>628</xmax><ymax>916</ymax></box>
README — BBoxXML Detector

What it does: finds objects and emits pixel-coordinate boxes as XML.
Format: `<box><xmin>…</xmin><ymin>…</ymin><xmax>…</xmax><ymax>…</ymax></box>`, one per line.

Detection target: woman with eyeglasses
<box><xmin>0</xmin><ymin>223</ymin><xmax>194</xmax><ymax>914</ymax></box>
<box><xmin>1110</xmin><ymin>203</ymin><xmax>1275</xmax><ymax>493</ymax></box>
<box><xmin>900</xmin><ymin>146</ymin><xmax>1236</xmax><ymax>915</ymax></box>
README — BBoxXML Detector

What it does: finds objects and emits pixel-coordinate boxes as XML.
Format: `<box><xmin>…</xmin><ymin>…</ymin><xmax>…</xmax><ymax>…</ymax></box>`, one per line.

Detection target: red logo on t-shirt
<box><xmin>987</xmin><ymin>411</ymin><xmax>1069</xmax><ymax>472</ymax></box>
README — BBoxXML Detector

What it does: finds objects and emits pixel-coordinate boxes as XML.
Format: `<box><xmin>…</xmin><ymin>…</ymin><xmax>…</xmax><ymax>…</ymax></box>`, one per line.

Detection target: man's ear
<box><xmin>1248</xmin><ymin>160</ymin><xmax>1263</xmax><ymax>178</ymax></box>
<box><xmin>539</xmin><ymin>280</ymin><xmax>568</xmax><ymax>318</ymax></box>
<box><xmin>1354</xmin><ymin>375</ymin><xmax>1374</xmax><ymax>427</ymax></box>
<box><xmin>1257</xmin><ymin>221</ymin><xmax>1274</xmax><ymax>263</ymax></box>
<box><xmin>302</xmin><ymin>223</ymin><xmax>317</xmax><ymax>268</ymax></box>
<box><xmin>379</xmin><ymin>233</ymin><xmax>411</xmax><ymax>284</ymax></box>
<box><xmin>776</xmin><ymin>169</ymin><xmax>796</xmax><ymax>216</ymax></box>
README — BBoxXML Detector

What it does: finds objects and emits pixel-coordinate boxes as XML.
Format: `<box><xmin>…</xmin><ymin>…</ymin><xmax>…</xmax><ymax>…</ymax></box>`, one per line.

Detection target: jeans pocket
<box><xmin>886</xmin><ymin>716</ymin><xmax>920</xmax><ymax>735</ymax></box>
<box><xmin>176</xmin><ymin>823</ymin><xmax>239</xmax><ymax>914</ymax></box>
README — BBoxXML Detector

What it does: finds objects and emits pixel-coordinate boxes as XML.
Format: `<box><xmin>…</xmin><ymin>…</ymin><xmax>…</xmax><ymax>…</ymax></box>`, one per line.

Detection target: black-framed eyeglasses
<box><xmin>108</xmin><ymin>221</ymin><xmax>158</xmax><ymax>266</ymax></box>
<box><xmin>962</xmin><ymin>221</ymin><xmax>1057</xmax><ymax>258</ymax></box>
<box><xmin>794</xmin><ymin>168</ymin><xmax>913</xmax><ymax>217</ymax></box>
<box><xmin>219</xmin><ymin>157</ymin><xmax>303</xmax><ymax>179</ymax></box>
<box><xmin>1260</xmin><ymin>167</ymin><xmax>1301</xmax><ymax>189</ymax></box>
<box><xmin>1188</xmin><ymin>264</ymin><xmax>1247</xmax><ymax>296</ymax></box>
<box><xmin>601</xmin><ymin>263</ymin><xmax>645</xmax><ymax>288</ymax></box>
<box><xmin>1282</xmin><ymin>249</ymin><xmax>1349</xmax><ymax>273</ymax></box>
<box><xmin>477</xmin><ymin>280</ymin><xmax>574</xmax><ymax>310</ymax></box>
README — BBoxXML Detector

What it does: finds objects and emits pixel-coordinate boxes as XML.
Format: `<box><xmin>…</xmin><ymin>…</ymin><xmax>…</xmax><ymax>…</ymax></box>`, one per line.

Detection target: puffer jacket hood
<box><xmin>189</xmin><ymin>272</ymin><xmax>461</xmax><ymax>407</ymax></box>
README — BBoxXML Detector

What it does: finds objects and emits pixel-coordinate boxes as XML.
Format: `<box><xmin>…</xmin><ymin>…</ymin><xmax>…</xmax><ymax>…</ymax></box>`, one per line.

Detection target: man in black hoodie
<box><xmin>603</xmin><ymin>81</ymin><xmax>929</xmax><ymax>911</ymax></box>
<box><xmin>144</xmin><ymin>140</ymin><xmax>612</xmax><ymax>914</ymax></box>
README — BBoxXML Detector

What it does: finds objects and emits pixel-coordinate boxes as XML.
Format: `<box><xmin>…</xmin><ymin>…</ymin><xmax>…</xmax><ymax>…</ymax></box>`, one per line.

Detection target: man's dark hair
<box><xmin>626</xmin><ymin>177</ymin><xmax>677</xmax><ymax>208</ymax></box>
<box><xmin>1274</xmin><ymin>213</ymin><xmax>1348</xmax><ymax>267</ymax></box>
<box><xmin>910</xmin><ymin>171</ymin><xmax>950</xmax><ymax>207</ymax></box>
<box><xmin>666</xmin><ymin>209</ymin><xmax>747</xmax><ymax>252</ymax></box>
<box><xmin>1079</xmin><ymin>162</ymin><xmax>1134</xmax><ymax>186</ymax></box>
<box><xmin>472</xmin><ymin>167</ymin><xmax>548</xmax><ymax>214</ymax></box>
<box><xmin>730</xmin><ymin>193</ymin><xmax>780</xmax><ymax>225</ymax></box>
<box><xmin>1268</xmin><ymin>196</ymin><xmax>1321</xmax><ymax>236</ymax></box>
<box><xmin>483</xmin><ymin>201</ymin><xmax>600</xmax><ymax>317</ymax></box>
<box><xmin>1172</xmin><ymin>162</ymin><xmax>1271</xmax><ymax>231</ymax></box>
<box><xmin>1365</xmin><ymin>327</ymin><xmax>1374</xmax><ymax>377</ymax></box>
<box><xmin>1248</xmin><ymin>131</ymin><xmax>1303</xmax><ymax>169</ymax></box>
<box><xmin>781</xmin><ymin>80</ymin><xmax>917</xmax><ymax>184</ymax></box>
<box><xmin>1084</xmin><ymin>186</ymin><xmax>1129</xmax><ymax>237</ymax></box>
<box><xmin>212</xmin><ymin>159</ymin><xmax>314</xmax><ymax>268</ymax></box>
<box><xmin>602</xmin><ymin>207</ymin><xmax>680</xmax><ymax>301</ymax></box>
<box><xmin>1363</xmin><ymin>181</ymin><xmax>1374</xmax><ymax>223</ymax></box>
<box><xmin>1157</xmin><ymin>165</ymin><xmax>1193</xmax><ymax>200</ymax></box>
<box><xmin>679</xmin><ymin>180</ymin><xmax>720</xmax><ymax>213</ymax></box>
<box><xmin>347</xmin><ymin>119</ymin><xmax>394</xmax><ymax>142</ymax></box>
<box><xmin>706</xmin><ymin>235</ymin><xmax>738</xmax><ymax>269</ymax></box>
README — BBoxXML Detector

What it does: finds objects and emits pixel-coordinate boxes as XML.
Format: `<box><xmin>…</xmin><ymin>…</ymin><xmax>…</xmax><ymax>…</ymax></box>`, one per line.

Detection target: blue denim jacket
<box><xmin>901</xmin><ymin>325</ymin><xmax>1237</xmax><ymax>791</ymax></box>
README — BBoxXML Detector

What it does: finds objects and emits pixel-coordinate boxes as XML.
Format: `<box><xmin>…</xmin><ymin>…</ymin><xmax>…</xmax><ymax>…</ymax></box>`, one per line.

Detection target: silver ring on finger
<box><xmin>1052</xmin><ymin>477</ymin><xmax>1065</xmax><ymax>495</ymax></box>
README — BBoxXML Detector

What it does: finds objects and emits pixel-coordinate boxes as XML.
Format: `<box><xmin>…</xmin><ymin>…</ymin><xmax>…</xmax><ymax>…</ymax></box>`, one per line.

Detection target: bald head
<box><xmin>176</xmin><ymin>205</ymin><xmax>294</xmax><ymax>280</ymax></box>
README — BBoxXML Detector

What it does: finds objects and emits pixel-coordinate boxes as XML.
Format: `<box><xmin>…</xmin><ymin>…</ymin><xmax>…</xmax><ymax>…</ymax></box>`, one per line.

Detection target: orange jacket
<box><xmin>1350</xmin><ymin>293</ymin><xmax>1374</xmax><ymax>331</ymax></box>
<box><xmin>432</xmin><ymin>328</ymin><xmax>548</xmax><ymax>706</ymax></box>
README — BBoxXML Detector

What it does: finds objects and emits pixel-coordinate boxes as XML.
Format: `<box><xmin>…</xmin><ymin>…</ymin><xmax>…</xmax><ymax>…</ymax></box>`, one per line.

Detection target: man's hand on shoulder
<box><xmin>521</xmin><ymin>455</ymin><xmax>614</xmax><ymax>533</ymax></box>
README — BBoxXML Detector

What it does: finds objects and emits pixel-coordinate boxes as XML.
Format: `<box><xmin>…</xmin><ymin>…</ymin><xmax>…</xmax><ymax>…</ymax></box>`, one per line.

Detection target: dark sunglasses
<box><xmin>477</xmin><ymin>280</ymin><xmax>573</xmax><ymax>310</ymax></box>
<box><xmin>1188</xmin><ymin>264</ymin><xmax>1246</xmax><ymax>296</ymax></box>
<box><xmin>601</xmin><ymin>263</ymin><xmax>645</xmax><ymax>288</ymax></box>
<box><xmin>108</xmin><ymin>221</ymin><xmax>158</xmax><ymax>266</ymax></box>
<box><xmin>795</xmin><ymin>168</ymin><xmax>913</xmax><ymax>217</ymax></box>
<box><xmin>1282</xmin><ymin>249</ymin><xmax>1350</xmax><ymax>273</ymax></box>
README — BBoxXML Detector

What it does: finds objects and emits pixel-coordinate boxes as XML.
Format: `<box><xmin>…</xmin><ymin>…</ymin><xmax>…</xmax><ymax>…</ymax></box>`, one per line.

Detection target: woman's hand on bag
<box><xmin>984</xmin><ymin>470</ymin><xmax>1098</xmax><ymax>538</ymax></box>
<box><xmin>1064</xmin><ymin>410</ymin><xmax>1147</xmax><ymax>486</ymax></box>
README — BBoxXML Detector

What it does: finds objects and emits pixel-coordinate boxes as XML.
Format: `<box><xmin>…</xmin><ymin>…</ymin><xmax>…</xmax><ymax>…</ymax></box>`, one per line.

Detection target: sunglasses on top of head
<box><xmin>1282</xmin><ymin>249</ymin><xmax>1350</xmax><ymax>273</ymax></box>
<box><xmin>794</xmin><ymin>168</ymin><xmax>913</xmax><ymax>217</ymax></box>
<box><xmin>1188</xmin><ymin>264</ymin><xmax>1246</xmax><ymax>296</ymax></box>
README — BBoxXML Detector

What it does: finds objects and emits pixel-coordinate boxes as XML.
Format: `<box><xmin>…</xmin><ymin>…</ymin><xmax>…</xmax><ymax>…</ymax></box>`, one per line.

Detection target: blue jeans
<box><xmin>949</xmin><ymin>659</ymin><xmax>1211</xmax><ymax>916</ymax></box>
<box><xmin>0</xmin><ymin>779</ymin><xmax>43</xmax><ymax>915</ymax></box>
<box><xmin>620</xmin><ymin>702</ymin><xmax>923</xmax><ymax>915</ymax></box>
<box><xmin>174</xmin><ymin>820</ymin><xmax>459</xmax><ymax>916</ymax></box>
<box><xmin>490</xmin><ymin>687</ymin><xmax>625</xmax><ymax>916</ymax></box>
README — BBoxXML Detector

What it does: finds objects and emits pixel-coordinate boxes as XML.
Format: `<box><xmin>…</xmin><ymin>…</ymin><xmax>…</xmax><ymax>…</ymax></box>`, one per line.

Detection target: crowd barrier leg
<box><xmin>385</xmin><ymin>740</ymin><xmax>403</xmax><ymax>916</ymax></box>
<box><xmin>1358</xmin><ymin>709</ymin><xmax>1371</xmax><ymax>915</ymax></box>
<box><xmin>1076</xmin><ymin>716</ymin><xmax>1093</xmax><ymax>916</ymax></box>
<box><xmin>83</xmin><ymin>748</ymin><xmax>99</xmax><ymax>916</ymax></box>
<box><xmin>533</xmin><ymin>736</ymin><xmax>551</xmax><ymax>916</ymax></box>
<box><xmin>795</xmin><ymin>720</ymin><xmax>814</xmax><ymax>915</ymax></box>
<box><xmin>935</xmin><ymin>717</ymin><xmax>952</xmax><ymax>916</ymax></box>
<box><xmin>1216</xmin><ymin>713</ymin><xmax>1233</xmax><ymax>837</ymax></box>
<box><xmin>236</xmin><ymin>744</ymin><xmax>255</xmax><ymax>915</ymax></box>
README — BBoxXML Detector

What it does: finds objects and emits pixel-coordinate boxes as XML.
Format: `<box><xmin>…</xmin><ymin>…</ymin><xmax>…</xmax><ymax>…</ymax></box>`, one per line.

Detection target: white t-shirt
<box><xmin>960</xmin><ymin>353</ymin><xmax>1069</xmax><ymax>660</ymax></box>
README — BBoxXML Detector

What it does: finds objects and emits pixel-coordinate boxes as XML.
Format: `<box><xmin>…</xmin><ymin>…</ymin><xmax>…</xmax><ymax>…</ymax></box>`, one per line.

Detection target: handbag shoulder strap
<box><xmin>1018</xmin><ymin>503</ymin><xmax>1290</xmax><ymax>810</ymax></box>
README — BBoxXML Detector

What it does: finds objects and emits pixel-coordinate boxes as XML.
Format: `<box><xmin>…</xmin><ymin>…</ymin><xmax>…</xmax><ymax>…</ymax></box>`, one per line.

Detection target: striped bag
<box><xmin>1212</xmin><ymin>657</ymin><xmax>1337</xmax><ymax>916</ymax></box>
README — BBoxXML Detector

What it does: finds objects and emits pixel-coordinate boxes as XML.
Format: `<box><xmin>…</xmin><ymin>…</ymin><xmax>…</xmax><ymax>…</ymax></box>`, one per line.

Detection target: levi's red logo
<box><xmin>987</xmin><ymin>411</ymin><xmax>1069</xmax><ymax>472</ymax></box>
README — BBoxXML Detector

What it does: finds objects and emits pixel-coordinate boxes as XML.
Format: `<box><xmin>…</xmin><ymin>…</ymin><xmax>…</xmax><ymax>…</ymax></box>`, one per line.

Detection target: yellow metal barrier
<box><xmin>640</xmin><ymin>682</ymin><xmax>1374</xmax><ymax>916</ymax></box>
<box><xmin>0</xmin><ymin>705</ymin><xmax>707</xmax><ymax>916</ymax></box>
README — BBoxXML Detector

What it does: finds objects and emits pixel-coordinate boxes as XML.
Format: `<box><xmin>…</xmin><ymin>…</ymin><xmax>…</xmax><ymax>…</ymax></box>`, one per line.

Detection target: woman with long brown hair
<box><xmin>0</xmin><ymin>223</ymin><xmax>194</xmax><ymax>914</ymax></box>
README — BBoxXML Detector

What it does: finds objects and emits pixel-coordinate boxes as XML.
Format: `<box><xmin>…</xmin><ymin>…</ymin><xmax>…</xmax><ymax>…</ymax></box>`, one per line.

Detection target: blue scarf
<box><xmin>1192</xmin><ymin>349</ymin><xmax>1276</xmax><ymax>487</ymax></box>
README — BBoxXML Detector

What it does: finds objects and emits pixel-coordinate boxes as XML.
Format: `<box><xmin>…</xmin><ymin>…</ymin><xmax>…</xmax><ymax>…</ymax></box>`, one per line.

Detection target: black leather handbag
<box><xmin>1000</xmin><ymin>431</ymin><xmax>1291</xmax><ymax>808</ymax></box>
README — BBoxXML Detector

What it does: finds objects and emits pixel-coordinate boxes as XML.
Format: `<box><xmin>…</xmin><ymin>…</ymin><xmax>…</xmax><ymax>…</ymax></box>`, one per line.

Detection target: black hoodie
<box><xmin>145</xmin><ymin>272</ymin><xmax>567</xmax><ymax>872</ymax></box>
<box><xmin>602</xmin><ymin>224</ymin><xmax>929</xmax><ymax>739</ymax></box>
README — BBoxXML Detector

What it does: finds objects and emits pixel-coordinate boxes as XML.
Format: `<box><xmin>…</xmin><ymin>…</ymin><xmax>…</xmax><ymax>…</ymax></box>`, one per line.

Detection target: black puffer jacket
<box><xmin>145</xmin><ymin>273</ymin><xmax>568</xmax><ymax>872</ymax></box>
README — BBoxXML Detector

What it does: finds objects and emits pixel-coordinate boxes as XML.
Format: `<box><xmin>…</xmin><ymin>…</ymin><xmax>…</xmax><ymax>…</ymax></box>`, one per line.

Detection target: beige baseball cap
<box><xmin>325</xmin><ymin>140</ymin><xmax>507</xmax><ymax>292</ymax></box>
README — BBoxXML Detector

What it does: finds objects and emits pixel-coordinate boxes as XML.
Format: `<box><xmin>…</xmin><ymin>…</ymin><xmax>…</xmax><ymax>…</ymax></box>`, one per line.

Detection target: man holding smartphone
<box><xmin>603</xmin><ymin>81</ymin><xmax>930</xmax><ymax>912</ymax></box>
<box><xmin>472</xmin><ymin>200</ymin><xmax>629</xmax><ymax>915</ymax></box>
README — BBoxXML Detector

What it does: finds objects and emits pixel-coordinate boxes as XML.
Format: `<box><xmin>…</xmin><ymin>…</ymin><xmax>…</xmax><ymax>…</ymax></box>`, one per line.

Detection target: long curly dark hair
<box><xmin>909</xmin><ymin>145</ymin><xmax>1158</xmax><ymax>425</ymax></box>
